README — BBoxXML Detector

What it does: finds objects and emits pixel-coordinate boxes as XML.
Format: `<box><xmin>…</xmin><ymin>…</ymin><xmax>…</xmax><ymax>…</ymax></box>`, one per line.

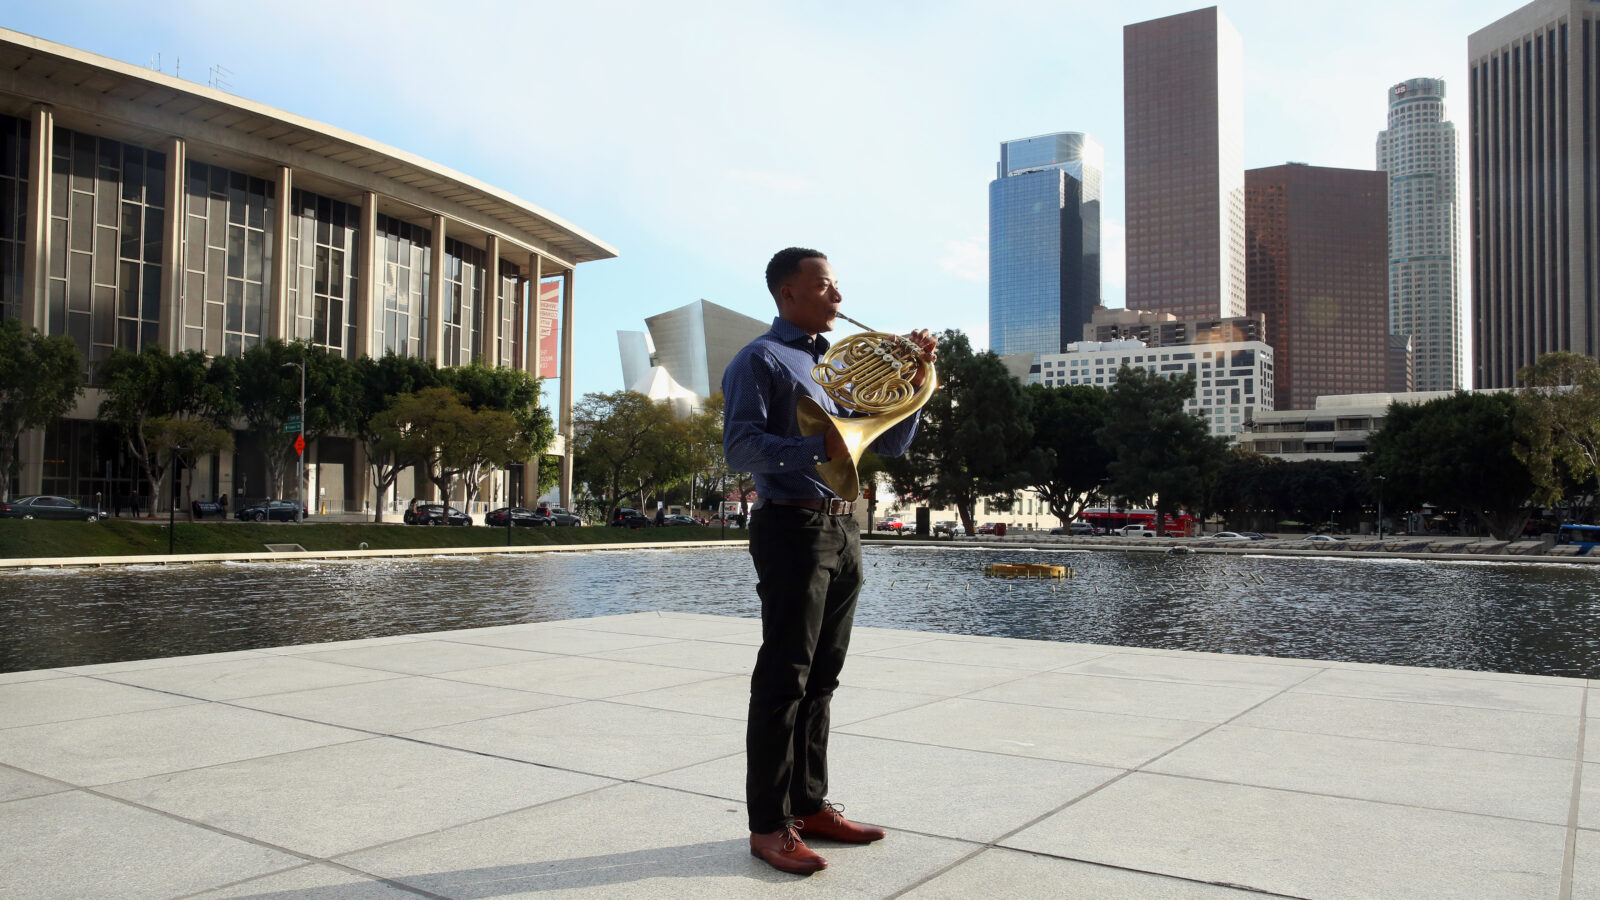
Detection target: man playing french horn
<box><xmin>723</xmin><ymin>247</ymin><xmax>937</xmax><ymax>875</ymax></box>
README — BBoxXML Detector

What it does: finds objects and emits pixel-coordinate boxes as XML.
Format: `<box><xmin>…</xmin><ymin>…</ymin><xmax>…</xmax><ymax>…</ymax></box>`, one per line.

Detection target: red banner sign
<box><xmin>538</xmin><ymin>279</ymin><xmax>561</xmax><ymax>379</ymax></box>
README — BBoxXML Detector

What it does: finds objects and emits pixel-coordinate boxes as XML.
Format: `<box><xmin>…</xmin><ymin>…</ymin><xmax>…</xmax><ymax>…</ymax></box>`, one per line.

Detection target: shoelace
<box><xmin>781</xmin><ymin>822</ymin><xmax>804</xmax><ymax>852</ymax></box>
<box><xmin>819</xmin><ymin>800</ymin><xmax>847</xmax><ymax>824</ymax></box>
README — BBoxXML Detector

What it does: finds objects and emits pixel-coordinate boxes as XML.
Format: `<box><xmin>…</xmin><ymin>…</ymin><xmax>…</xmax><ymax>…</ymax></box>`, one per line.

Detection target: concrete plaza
<box><xmin>1</xmin><ymin>611</ymin><xmax>1593</xmax><ymax>898</ymax></box>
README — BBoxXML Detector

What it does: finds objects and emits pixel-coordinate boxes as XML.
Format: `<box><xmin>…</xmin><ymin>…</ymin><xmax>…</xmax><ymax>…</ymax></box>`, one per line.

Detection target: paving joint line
<box><xmin>1561</xmin><ymin>684</ymin><xmax>1590</xmax><ymax>900</ymax></box>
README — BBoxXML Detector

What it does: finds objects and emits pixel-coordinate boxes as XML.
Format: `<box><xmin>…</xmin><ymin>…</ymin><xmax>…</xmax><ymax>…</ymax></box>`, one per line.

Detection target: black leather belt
<box><xmin>767</xmin><ymin>498</ymin><xmax>857</xmax><ymax>516</ymax></box>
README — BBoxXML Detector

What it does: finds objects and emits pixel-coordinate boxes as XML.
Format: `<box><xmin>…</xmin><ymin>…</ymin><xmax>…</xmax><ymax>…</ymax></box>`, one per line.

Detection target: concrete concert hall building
<box><xmin>0</xmin><ymin>29</ymin><xmax>616</xmax><ymax>514</ymax></box>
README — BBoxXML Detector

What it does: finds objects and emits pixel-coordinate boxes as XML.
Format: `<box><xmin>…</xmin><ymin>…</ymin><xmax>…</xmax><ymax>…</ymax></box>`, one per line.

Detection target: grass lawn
<box><xmin>0</xmin><ymin>518</ymin><xmax>747</xmax><ymax>559</ymax></box>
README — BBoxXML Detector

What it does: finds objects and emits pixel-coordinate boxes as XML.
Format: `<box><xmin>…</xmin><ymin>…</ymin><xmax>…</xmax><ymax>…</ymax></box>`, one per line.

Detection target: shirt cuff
<box><xmin>772</xmin><ymin>433</ymin><xmax>831</xmax><ymax>471</ymax></box>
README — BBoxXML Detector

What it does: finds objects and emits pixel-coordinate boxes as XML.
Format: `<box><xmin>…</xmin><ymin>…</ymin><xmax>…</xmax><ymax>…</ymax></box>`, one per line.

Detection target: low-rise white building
<box><xmin>1237</xmin><ymin>389</ymin><xmax>1507</xmax><ymax>461</ymax></box>
<box><xmin>1029</xmin><ymin>338</ymin><xmax>1275</xmax><ymax>437</ymax></box>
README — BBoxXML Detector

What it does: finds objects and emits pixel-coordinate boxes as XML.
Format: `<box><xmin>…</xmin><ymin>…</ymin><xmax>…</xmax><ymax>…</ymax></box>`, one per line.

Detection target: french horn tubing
<box><xmin>796</xmin><ymin>313</ymin><xmax>937</xmax><ymax>500</ymax></box>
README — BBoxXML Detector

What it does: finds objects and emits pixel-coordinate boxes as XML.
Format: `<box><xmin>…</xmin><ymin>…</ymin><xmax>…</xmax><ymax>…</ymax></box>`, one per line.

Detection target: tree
<box><xmin>881</xmin><ymin>330</ymin><xmax>1035</xmax><ymax>534</ymax></box>
<box><xmin>571</xmin><ymin>391</ymin><xmax>680</xmax><ymax>519</ymax></box>
<box><xmin>146</xmin><ymin>417</ymin><xmax>235</xmax><ymax>520</ymax></box>
<box><xmin>349</xmin><ymin>353</ymin><xmax>438</xmax><ymax>521</ymax></box>
<box><xmin>0</xmin><ymin>320</ymin><xmax>85</xmax><ymax>501</ymax></box>
<box><xmin>234</xmin><ymin>341</ymin><xmax>354</xmax><ymax>500</ymax></box>
<box><xmin>381</xmin><ymin>386</ymin><xmax>520</xmax><ymax>514</ymax></box>
<box><xmin>1022</xmin><ymin>383</ymin><xmax>1113</xmax><ymax>526</ymax></box>
<box><xmin>97</xmin><ymin>347</ymin><xmax>236</xmax><ymax>516</ymax></box>
<box><xmin>1097</xmin><ymin>366</ymin><xmax>1228</xmax><ymax>535</ymax></box>
<box><xmin>1517</xmin><ymin>352</ymin><xmax>1600</xmax><ymax>509</ymax></box>
<box><xmin>440</xmin><ymin>363</ymin><xmax>554</xmax><ymax>505</ymax></box>
<box><xmin>1365</xmin><ymin>391</ymin><xmax>1535</xmax><ymax>540</ymax></box>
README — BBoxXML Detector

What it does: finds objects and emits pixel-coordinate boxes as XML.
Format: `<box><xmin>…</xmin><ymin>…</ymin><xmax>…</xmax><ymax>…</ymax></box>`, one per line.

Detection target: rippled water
<box><xmin>4</xmin><ymin>545</ymin><xmax>1600</xmax><ymax>676</ymax></box>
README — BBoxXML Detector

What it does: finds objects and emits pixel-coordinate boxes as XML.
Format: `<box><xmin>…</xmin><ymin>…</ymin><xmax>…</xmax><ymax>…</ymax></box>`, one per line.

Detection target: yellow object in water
<box><xmin>984</xmin><ymin>563</ymin><xmax>1069</xmax><ymax>579</ymax></box>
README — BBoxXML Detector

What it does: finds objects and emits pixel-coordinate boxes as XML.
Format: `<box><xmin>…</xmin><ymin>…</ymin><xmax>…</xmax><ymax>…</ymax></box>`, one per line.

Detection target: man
<box><xmin>723</xmin><ymin>247</ymin><xmax>935</xmax><ymax>875</ymax></box>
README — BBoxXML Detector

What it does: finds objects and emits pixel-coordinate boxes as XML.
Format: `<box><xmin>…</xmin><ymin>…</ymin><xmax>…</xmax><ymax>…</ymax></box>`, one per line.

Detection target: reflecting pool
<box><xmin>4</xmin><ymin>545</ymin><xmax>1600</xmax><ymax>677</ymax></box>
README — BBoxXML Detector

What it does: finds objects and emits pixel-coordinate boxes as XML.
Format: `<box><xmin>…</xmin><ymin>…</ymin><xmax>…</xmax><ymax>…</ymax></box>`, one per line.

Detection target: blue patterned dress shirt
<box><xmin>723</xmin><ymin>316</ymin><xmax>921</xmax><ymax>501</ymax></box>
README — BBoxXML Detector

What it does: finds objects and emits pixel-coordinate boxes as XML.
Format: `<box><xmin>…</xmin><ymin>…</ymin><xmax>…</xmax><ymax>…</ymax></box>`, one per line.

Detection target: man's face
<box><xmin>778</xmin><ymin>257</ymin><xmax>841</xmax><ymax>336</ymax></box>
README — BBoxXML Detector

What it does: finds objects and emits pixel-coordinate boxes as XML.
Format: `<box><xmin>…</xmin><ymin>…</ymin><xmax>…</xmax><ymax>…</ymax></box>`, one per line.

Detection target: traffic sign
<box><xmin>294</xmin><ymin>434</ymin><xmax>305</xmax><ymax>456</ymax></box>
<box><xmin>283</xmin><ymin>415</ymin><xmax>301</xmax><ymax>434</ymax></box>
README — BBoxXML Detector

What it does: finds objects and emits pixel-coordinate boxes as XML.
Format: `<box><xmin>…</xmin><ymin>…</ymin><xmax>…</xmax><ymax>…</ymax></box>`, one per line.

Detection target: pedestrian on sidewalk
<box><xmin>723</xmin><ymin>247</ymin><xmax>936</xmax><ymax>875</ymax></box>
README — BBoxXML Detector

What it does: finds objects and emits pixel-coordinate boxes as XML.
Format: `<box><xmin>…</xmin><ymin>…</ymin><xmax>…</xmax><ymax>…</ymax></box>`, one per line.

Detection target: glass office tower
<box><xmin>988</xmin><ymin>132</ymin><xmax>1102</xmax><ymax>356</ymax></box>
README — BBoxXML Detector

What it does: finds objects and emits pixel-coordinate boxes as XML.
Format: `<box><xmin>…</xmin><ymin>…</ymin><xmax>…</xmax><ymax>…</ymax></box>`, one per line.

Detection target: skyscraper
<box><xmin>1470</xmin><ymin>0</ymin><xmax>1600</xmax><ymax>388</ymax></box>
<box><xmin>1246</xmin><ymin>164</ymin><xmax>1390</xmax><ymax>411</ymax></box>
<box><xmin>988</xmin><ymin>132</ymin><xmax>1102</xmax><ymax>356</ymax></box>
<box><xmin>1376</xmin><ymin>77</ymin><xmax>1462</xmax><ymax>392</ymax></box>
<box><xmin>1123</xmin><ymin>6</ymin><xmax>1246</xmax><ymax>321</ymax></box>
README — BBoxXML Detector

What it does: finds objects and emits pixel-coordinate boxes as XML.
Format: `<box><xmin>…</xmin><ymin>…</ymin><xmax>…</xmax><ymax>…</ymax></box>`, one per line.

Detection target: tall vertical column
<box><xmin>559</xmin><ymin>267</ymin><xmax>576</xmax><ymax>509</ymax></box>
<box><xmin>20</xmin><ymin>104</ymin><xmax>52</xmax><ymax>332</ymax></box>
<box><xmin>514</xmin><ymin>275</ymin><xmax>528</xmax><ymax>371</ymax></box>
<box><xmin>269</xmin><ymin>166</ymin><xmax>292</xmax><ymax>341</ymax></box>
<box><xmin>356</xmin><ymin>191</ymin><xmax>377</xmax><ymax>359</ymax></box>
<box><xmin>158</xmin><ymin>137</ymin><xmax>185</xmax><ymax>351</ymax></box>
<box><xmin>482</xmin><ymin>234</ymin><xmax>500</xmax><ymax>366</ymax></box>
<box><xmin>16</xmin><ymin>106</ymin><xmax>53</xmax><ymax>497</ymax></box>
<box><xmin>427</xmin><ymin>215</ymin><xmax>445</xmax><ymax>365</ymax></box>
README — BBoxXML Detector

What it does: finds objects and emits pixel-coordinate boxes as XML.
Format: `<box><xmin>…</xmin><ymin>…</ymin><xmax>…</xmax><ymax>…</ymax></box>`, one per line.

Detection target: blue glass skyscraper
<box><xmin>989</xmin><ymin>132</ymin><xmax>1103</xmax><ymax>356</ymax></box>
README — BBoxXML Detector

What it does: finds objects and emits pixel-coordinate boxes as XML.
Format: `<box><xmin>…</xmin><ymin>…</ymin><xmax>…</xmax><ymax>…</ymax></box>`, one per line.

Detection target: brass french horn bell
<box><xmin>797</xmin><ymin>313</ymin><xmax>937</xmax><ymax>500</ymax></box>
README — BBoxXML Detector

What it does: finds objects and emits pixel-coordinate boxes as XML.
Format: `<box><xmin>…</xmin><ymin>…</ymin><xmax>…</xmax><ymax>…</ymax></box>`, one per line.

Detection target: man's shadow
<box><xmin>233</xmin><ymin>838</ymin><xmax>831</xmax><ymax>898</ymax></box>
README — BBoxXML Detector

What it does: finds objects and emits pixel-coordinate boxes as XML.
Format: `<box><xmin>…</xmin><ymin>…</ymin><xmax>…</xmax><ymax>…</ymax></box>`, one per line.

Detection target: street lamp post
<box><xmin>1375</xmin><ymin>475</ymin><xmax>1387</xmax><ymax>541</ymax></box>
<box><xmin>168</xmin><ymin>446</ymin><xmax>187</xmax><ymax>555</ymax></box>
<box><xmin>282</xmin><ymin>361</ymin><xmax>306</xmax><ymax>524</ymax></box>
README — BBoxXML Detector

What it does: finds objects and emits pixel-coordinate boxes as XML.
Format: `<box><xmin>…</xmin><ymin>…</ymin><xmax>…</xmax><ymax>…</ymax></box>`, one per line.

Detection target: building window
<box><xmin>48</xmin><ymin>128</ymin><xmax>166</xmax><ymax>370</ymax></box>
<box><xmin>182</xmin><ymin>162</ymin><xmax>273</xmax><ymax>357</ymax></box>
<box><xmin>376</xmin><ymin>214</ymin><xmax>430</xmax><ymax>358</ymax></box>
<box><xmin>0</xmin><ymin>113</ymin><xmax>26</xmax><ymax>323</ymax></box>
<box><xmin>442</xmin><ymin>238</ymin><xmax>484</xmax><ymax>367</ymax></box>
<box><xmin>286</xmin><ymin>189</ymin><xmax>360</xmax><ymax>357</ymax></box>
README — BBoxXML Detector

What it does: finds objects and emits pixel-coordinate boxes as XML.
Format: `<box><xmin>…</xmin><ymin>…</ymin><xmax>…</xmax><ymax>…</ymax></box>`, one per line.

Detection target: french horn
<box><xmin>797</xmin><ymin>313</ymin><xmax>937</xmax><ymax>500</ymax></box>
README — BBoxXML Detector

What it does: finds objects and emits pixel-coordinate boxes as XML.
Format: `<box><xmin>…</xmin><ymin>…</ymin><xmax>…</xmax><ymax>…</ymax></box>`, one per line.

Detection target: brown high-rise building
<box><xmin>1469</xmin><ymin>0</ymin><xmax>1600</xmax><ymax>388</ymax></box>
<box><xmin>1246</xmin><ymin>164</ymin><xmax>1390</xmax><ymax>410</ymax></box>
<box><xmin>1123</xmin><ymin>6</ymin><xmax>1246</xmax><ymax>321</ymax></box>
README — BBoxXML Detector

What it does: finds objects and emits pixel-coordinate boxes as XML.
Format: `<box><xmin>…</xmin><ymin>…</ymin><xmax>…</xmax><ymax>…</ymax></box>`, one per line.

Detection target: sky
<box><xmin>5</xmin><ymin>0</ymin><xmax>1521</xmax><ymax>400</ymax></box>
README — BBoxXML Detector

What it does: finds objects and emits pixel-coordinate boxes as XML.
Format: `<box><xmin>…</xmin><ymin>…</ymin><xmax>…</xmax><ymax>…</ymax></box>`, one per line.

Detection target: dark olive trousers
<box><xmin>745</xmin><ymin>504</ymin><xmax>863</xmax><ymax>834</ymax></box>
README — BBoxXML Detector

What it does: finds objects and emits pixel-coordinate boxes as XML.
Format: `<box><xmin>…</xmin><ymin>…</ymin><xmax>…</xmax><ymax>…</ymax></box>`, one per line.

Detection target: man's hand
<box><xmin>906</xmin><ymin>329</ymin><xmax>938</xmax><ymax>388</ymax></box>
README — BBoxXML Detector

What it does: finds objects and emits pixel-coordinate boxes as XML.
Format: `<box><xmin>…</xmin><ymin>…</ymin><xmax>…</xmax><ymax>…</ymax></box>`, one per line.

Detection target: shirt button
<box><xmin>813</xmin><ymin>456</ymin><xmax>820</xmax><ymax>461</ymax></box>
<box><xmin>778</xmin><ymin>462</ymin><xmax>785</xmax><ymax>467</ymax></box>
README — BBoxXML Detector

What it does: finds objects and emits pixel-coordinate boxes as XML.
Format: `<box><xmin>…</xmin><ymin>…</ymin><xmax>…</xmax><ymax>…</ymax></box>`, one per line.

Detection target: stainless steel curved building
<box><xmin>0</xmin><ymin>28</ymin><xmax>616</xmax><ymax>513</ymax></box>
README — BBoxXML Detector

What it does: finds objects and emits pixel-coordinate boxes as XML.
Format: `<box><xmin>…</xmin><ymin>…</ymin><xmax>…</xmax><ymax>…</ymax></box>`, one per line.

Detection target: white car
<box><xmin>1117</xmin><ymin>525</ymin><xmax>1158</xmax><ymax>537</ymax></box>
<box><xmin>1301</xmin><ymin>534</ymin><xmax>1345</xmax><ymax>542</ymax></box>
<box><xmin>1204</xmin><ymin>531</ymin><xmax>1252</xmax><ymax>541</ymax></box>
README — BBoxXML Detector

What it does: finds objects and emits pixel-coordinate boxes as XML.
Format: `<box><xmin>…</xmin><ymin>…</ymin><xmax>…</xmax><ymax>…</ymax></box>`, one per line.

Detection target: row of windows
<box><xmin>1</xmin><ymin>114</ymin><xmax>550</xmax><ymax>372</ymax></box>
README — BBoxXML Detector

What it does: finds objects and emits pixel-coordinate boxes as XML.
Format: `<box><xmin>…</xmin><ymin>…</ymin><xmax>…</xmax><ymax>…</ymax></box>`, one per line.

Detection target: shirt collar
<box><xmin>769</xmin><ymin>317</ymin><xmax>830</xmax><ymax>355</ymax></box>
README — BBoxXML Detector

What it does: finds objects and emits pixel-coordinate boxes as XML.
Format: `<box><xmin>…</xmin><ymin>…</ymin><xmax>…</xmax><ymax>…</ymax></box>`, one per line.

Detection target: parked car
<box><xmin>485</xmin><ymin>507</ymin><xmax>544</xmax><ymax>527</ymax></box>
<box><xmin>414</xmin><ymin>504</ymin><xmax>472</xmax><ymax>526</ymax></box>
<box><xmin>1239</xmin><ymin>531</ymin><xmax>1268</xmax><ymax>540</ymax></box>
<box><xmin>876</xmin><ymin>517</ymin><xmax>907</xmax><ymax>532</ymax></box>
<box><xmin>933</xmin><ymin>520</ymin><xmax>966</xmax><ymax>536</ymax></box>
<box><xmin>659</xmin><ymin>513</ymin><xmax>701</xmax><ymax>527</ymax></box>
<box><xmin>709</xmin><ymin>512</ymin><xmax>746</xmax><ymax>528</ymax></box>
<box><xmin>235</xmin><ymin>499</ymin><xmax>309</xmax><ymax>522</ymax></box>
<box><xmin>1116</xmin><ymin>525</ymin><xmax>1157</xmax><ymax>537</ymax></box>
<box><xmin>1050</xmin><ymin>521</ymin><xmax>1094</xmax><ymax>535</ymax></box>
<box><xmin>536</xmin><ymin>505</ymin><xmax>583</xmax><ymax>526</ymax></box>
<box><xmin>1302</xmin><ymin>534</ymin><xmax>1345</xmax><ymax>543</ymax></box>
<box><xmin>1203</xmin><ymin>531</ymin><xmax>1252</xmax><ymax>541</ymax></box>
<box><xmin>0</xmin><ymin>495</ymin><xmax>101</xmax><ymax>522</ymax></box>
<box><xmin>610</xmin><ymin>507</ymin><xmax>652</xmax><ymax>528</ymax></box>
<box><xmin>976</xmin><ymin>522</ymin><xmax>1002</xmax><ymax>535</ymax></box>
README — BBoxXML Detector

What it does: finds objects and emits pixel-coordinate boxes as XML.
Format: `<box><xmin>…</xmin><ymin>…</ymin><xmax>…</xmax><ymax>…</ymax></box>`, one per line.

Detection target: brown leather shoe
<box><xmin>793</xmin><ymin>801</ymin><xmax>886</xmax><ymax>843</ymax></box>
<box><xmin>749</xmin><ymin>825</ymin><xmax>827</xmax><ymax>874</ymax></box>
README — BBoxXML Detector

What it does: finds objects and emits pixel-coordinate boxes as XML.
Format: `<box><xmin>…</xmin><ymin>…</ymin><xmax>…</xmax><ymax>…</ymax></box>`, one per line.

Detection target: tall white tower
<box><xmin>1376</xmin><ymin>77</ymin><xmax>1461</xmax><ymax>391</ymax></box>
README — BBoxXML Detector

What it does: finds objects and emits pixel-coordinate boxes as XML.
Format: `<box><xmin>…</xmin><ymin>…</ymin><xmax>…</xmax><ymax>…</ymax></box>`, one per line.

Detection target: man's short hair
<box><xmin>765</xmin><ymin>247</ymin><xmax>827</xmax><ymax>302</ymax></box>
